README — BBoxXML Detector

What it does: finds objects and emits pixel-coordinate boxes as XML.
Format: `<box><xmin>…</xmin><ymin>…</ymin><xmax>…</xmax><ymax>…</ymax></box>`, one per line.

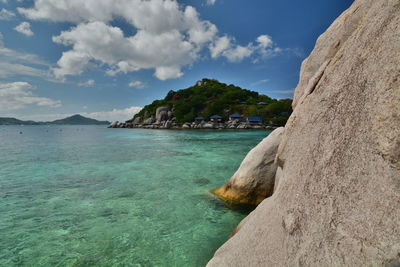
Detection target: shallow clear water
<box><xmin>0</xmin><ymin>126</ymin><xmax>269</xmax><ymax>267</ymax></box>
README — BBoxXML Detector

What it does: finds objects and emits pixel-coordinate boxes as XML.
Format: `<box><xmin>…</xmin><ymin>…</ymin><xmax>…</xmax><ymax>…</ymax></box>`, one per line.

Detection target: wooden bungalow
<box><xmin>229</xmin><ymin>113</ymin><xmax>243</xmax><ymax>121</ymax></box>
<box><xmin>194</xmin><ymin>116</ymin><xmax>205</xmax><ymax>122</ymax></box>
<box><xmin>247</xmin><ymin>116</ymin><xmax>263</xmax><ymax>124</ymax></box>
<box><xmin>210</xmin><ymin>115</ymin><xmax>223</xmax><ymax>122</ymax></box>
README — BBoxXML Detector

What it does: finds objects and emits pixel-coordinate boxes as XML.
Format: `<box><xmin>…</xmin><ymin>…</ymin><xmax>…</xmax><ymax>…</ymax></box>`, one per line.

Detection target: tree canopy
<box><xmin>134</xmin><ymin>78</ymin><xmax>292</xmax><ymax>125</ymax></box>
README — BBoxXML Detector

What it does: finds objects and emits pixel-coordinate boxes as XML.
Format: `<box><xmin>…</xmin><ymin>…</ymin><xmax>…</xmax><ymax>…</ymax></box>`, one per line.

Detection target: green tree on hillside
<box><xmin>134</xmin><ymin>78</ymin><xmax>292</xmax><ymax>126</ymax></box>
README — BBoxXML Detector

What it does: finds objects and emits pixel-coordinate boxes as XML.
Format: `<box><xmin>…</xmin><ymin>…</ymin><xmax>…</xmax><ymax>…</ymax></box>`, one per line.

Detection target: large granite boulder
<box><xmin>208</xmin><ymin>0</ymin><xmax>400</xmax><ymax>266</ymax></box>
<box><xmin>167</xmin><ymin>110</ymin><xmax>173</xmax><ymax>119</ymax></box>
<box><xmin>108</xmin><ymin>121</ymin><xmax>118</xmax><ymax>128</ymax></box>
<box><xmin>163</xmin><ymin>120</ymin><xmax>172</xmax><ymax>129</ymax></box>
<box><xmin>132</xmin><ymin>116</ymin><xmax>142</xmax><ymax>125</ymax></box>
<box><xmin>182</xmin><ymin>123</ymin><xmax>191</xmax><ymax>129</ymax></box>
<box><xmin>212</xmin><ymin>127</ymin><xmax>284</xmax><ymax>206</ymax></box>
<box><xmin>156</xmin><ymin>106</ymin><xmax>170</xmax><ymax>123</ymax></box>
<box><xmin>202</xmin><ymin>122</ymin><xmax>215</xmax><ymax>129</ymax></box>
<box><xmin>143</xmin><ymin>116</ymin><xmax>155</xmax><ymax>125</ymax></box>
<box><xmin>237</xmin><ymin>123</ymin><xmax>249</xmax><ymax>129</ymax></box>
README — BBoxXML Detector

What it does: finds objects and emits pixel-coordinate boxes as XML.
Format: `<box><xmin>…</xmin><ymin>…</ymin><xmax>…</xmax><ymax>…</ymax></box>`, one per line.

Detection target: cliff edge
<box><xmin>207</xmin><ymin>0</ymin><xmax>400</xmax><ymax>266</ymax></box>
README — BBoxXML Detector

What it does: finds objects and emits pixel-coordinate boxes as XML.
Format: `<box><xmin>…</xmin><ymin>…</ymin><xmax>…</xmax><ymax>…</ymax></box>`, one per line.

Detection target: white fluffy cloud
<box><xmin>129</xmin><ymin>80</ymin><xmax>146</xmax><ymax>89</ymax></box>
<box><xmin>0</xmin><ymin>62</ymin><xmax>47</xmax><ymax>78</ymax></box>
<box><xmin>0</xmin><ymin>82</ymin><xmax>61</xmax><ymax>110</ymax></box>
<box><xmin>51</xmin><ymin>21</ymin><xmax>196</xmax><ymax>80</ymax></box>
<box><xmin>210</xmin><ymin>34</ymin><xmax>279</xmax><ymax>62</ymax></box>
<box><xmin>15</xmin><ymin>22</ymin><xmax>34</xmax><ymax>36</ymax></box>
<box><xmin>251</xmin><ymin>79</ymin><xmax>270</xmax><ymax>86</ymax></box>
<box><xmin>223</xmin><ymin>44</ymin><xmax>253</xmax><ymax>62</ymax></box>
<box><xmin>81</xmin><ymin>106</ymin><xmax>142</xmax><ymax>122</ymax></box>
<box><xmin>77</xmin><ymin>79</ymin><xmax>95</xmax><ymax>87</ymax></box>
<box><xmin>19</xmin><ymin>0</ymin><xmax>279</xmax><ymax>80</ymax></box>
<box><xmin>209</xmin><ymin>36</ymin><xmax>230</xmax><ymax>58</ymax></box>
<box><xmin>206</xmin><ymin>0</ymin><xmax>216</xmax><ymax>6</ymax></box>
<box><xmin>0</xmin><ymin>8</ymin><xmax>15</xmax><ymax>20</ymax></box>
<box><xmin>257</xmin><ymin>34</ymin><xmax>273</xmax><ymax>48</ymax></box>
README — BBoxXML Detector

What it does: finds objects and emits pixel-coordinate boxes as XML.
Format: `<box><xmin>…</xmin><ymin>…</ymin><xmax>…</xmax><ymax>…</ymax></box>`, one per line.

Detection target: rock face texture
<box><xmin>207</xmin><ymin>0</ymin><xmax>400</xmax><ymax>266</ymax></box>
<box><xmin>212</xmin><ymin>127</ymin><xmax>284</xmax><ymax>206</ymax></box>
<box><xmin>155</xmin><ymin>106</ymin><xmax>170</xmax><ymax>123</ymax></box>
<box><xmin>143</xmin><ymin>116</ymin><xmax>155</xmax><ymax>125</ymax></box>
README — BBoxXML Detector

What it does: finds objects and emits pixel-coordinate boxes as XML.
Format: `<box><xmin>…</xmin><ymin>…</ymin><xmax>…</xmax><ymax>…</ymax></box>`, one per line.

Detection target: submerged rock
<box><xmin>208</xmin><ymin>0</ymin><xmax>400</xmax><ymax>266</ymax></box>
<box><xmin>212</xmin><ymin>127</ymin><xmax>284</xmax><ymax>206</ymax></box>
<box><xmin>193</xmin><ymin>178</ymin><xmax>210</xmax><ymax>186</ymax></box>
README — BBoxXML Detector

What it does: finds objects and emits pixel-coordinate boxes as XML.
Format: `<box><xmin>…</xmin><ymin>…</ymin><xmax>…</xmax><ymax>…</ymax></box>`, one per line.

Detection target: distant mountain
<box><xmin>0</xmin><ymin>117</ymin><xmax>42</xmax><ymax>125</ymax></box>
<box><xmin>50</xmin><ymin>115</ymin><xmax>110</xmax><ymax>125</ymax></box>
<box><xmin>0</xmin><ymin>114</ymin><xmax>110</xmax><ymax>125</ymax></box>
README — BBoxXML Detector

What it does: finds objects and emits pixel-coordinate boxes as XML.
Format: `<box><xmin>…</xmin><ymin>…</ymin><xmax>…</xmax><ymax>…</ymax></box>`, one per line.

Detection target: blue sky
<box><xmin>0</xmin><ymin>0</ymin><xmax>354</xmax><ymax>121</ymax></box>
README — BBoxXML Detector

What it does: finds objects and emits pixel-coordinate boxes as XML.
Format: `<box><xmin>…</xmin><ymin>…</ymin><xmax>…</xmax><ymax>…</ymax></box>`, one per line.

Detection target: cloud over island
<box><xmin>18</xmin><ymin>0</ymin><xmax>281</xmax><ymax>81</ymax></box>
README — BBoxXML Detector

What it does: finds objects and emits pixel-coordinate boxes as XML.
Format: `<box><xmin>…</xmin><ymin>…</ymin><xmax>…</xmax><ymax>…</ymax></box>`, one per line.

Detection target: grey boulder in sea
<box><xmin>208</xmin><ymin>0</ymin><xmax>400</xmax><ymax>266</ymax></box>
<box><xmin>212</xmin><ymin>127</ymin><xmax>284</xmax><ymax>206</ymax></box>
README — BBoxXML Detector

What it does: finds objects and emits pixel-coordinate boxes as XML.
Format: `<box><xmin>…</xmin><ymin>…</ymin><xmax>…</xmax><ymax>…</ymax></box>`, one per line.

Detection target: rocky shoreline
<box><xmin>108</xmin><ymin>120</ymin><xmax>278</xmax><ymax>130</ymax></box>
<box><xmin>109</xmin><ymin>106</ymin><xmax>279</xmax><ymax>130</ymax></box>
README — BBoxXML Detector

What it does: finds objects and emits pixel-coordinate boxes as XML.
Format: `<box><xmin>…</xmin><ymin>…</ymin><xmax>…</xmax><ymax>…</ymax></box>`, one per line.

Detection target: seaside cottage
<box><xmin>194</xmin><ymin>116</ymin><xmax>205</xmax><ymax>122</ymax></box>
<box><xmin>247</xmin><ymin>116</ymin><xmax>263</xmax><ymax>124</ymax></box>
<box><xmin>229</xmin><ymin>113</ymin><xmax>243</xmax><ymax>122</ymax></box>
<box><xmin>210</xmin><ymin>115</ymin><xmax>223</xmax><ymax>122</ymax></box>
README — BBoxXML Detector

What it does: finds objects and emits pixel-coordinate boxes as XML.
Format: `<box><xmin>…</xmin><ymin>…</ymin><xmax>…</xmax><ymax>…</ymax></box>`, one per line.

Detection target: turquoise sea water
<box><xmin>0</xmin><ymin>126</ymin><xmax>269</xmax><ymax>267</ymax></box>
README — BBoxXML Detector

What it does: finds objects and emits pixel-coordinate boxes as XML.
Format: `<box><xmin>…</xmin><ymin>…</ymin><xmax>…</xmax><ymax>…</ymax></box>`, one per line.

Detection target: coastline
<box><xmin>108</xmin><ymin>121</ymin><xmax>279</xmax><ymax>130</ymax></box>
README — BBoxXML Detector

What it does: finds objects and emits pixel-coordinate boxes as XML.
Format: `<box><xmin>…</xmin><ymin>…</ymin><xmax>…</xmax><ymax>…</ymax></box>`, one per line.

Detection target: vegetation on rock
<box><xmin>134</xmin><ymin>79</ymin><xmax>292</xmax><ymax>125</ymax></box>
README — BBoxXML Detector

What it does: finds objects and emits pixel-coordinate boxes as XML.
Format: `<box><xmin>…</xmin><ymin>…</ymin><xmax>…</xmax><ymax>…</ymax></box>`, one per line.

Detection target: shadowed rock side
<box><xmin>212</xmin><ymin>127</ymin><xmax>284</xmax><ymax>206</ymax></box>
<box><xmin>207</xmin><ymin>0</ymin><xmax>400</xmax><ymax>266</ymax></box>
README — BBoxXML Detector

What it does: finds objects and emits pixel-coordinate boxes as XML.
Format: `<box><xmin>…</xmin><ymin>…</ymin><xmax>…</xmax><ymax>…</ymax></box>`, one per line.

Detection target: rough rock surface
<box><xmin>207</xmin><ymin>0</ymin><xmax>400</xmax><ymax>266</ymax></box>
<box><xmin>212</xmin><ymin>127</ymin><xmax>284</xmax><ymax>206</ymax></box>
<box><xmin>132</xmin><ymin>117</ymin><xmax>142</xmax><ymax>125</ymax></box>
<box><xmin>155</xmin><ymin>106</ymin><xmax>170</xmax><ymax>123</ymax></box>
<box><xmin>108</xmin><ymin>121</ymin><xmax>118</xmax><ymax>128</ymax></box>
<box><xmin>143</xmin><ymin>116</ymin><xmax>155</xmax><ymax>125</ymax></box>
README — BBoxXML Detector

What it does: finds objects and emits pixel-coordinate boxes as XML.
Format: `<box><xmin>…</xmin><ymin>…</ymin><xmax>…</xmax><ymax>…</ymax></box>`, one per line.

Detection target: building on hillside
<box><xmin>229</xmin><ymin>113</ymin><xmax>243</xmax><ymax>121</ymax></box>
<box><xmin>258</xmin><ymin>102</ymin><xmax>269</xmax><ymax>105</ymax></box>
<box><xmin>210</xmin><ymin>115</ymin><xmax>223</xmax><ymax>122</ymax></box>
<box><xmin>194</xmin><ymin>116</ymin><xmax>205</xmax><ymax>122</ymax></box>
<box><xmin>247</xmin><ymin>116</ymin><xmax>263</xmax><ymax>124</ymax></box>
